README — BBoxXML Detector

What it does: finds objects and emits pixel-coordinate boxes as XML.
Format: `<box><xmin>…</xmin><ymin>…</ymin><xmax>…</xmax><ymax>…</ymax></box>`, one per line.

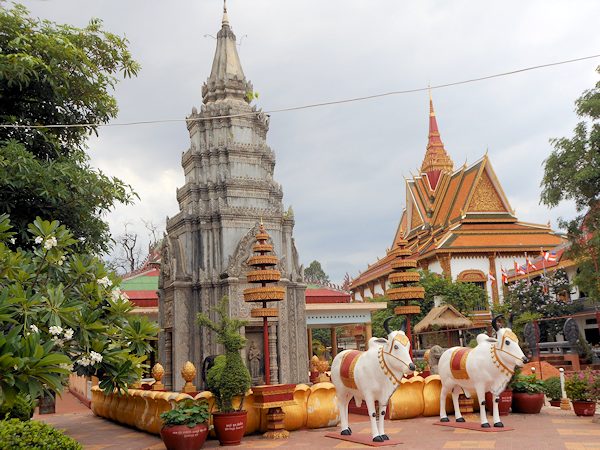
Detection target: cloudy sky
<box><xmin>20</xmin><ymin>0</ymin><xmax>600</xmax><ymax>282</ymax></box>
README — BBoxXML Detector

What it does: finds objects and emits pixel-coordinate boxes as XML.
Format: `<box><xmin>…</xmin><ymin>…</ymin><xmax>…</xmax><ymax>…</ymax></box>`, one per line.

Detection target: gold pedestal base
<box><xmin>263</xmin><ymin>407</ymin><xmax>289</xmax><ymax>439</ymax></box>
<box><xmin>182</xmin><ymin>382</ymin><xmax>197</xmax><ymax>393</ymax></box>
<box><xmin>560</xmin><ymin>398</ymin><xmax>571</xmax><ymax>410</ymax></box>
<box><xmin>151</xmin><ymin>382</ymin><xmax>165</xmax><ymax>391</ymax></box>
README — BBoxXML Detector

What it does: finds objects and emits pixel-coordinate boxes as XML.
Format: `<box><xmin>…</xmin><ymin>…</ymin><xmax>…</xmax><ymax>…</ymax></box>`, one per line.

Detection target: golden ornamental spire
<box><xmin>420</xmin><ymin>94</ymin><xmax>454</xmax><ymax>188</ymax></box>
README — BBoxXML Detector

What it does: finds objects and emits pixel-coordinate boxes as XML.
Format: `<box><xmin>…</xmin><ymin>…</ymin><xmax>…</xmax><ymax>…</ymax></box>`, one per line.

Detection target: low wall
<box><xmin>91</xmin><ymin>375</ymin><xmax>463</xmax><ymax>436</ymax></box>
<box><xmin>68</xmin><ymin>374</ymin><xmax>98</xmax><ymax>407</ymax></box>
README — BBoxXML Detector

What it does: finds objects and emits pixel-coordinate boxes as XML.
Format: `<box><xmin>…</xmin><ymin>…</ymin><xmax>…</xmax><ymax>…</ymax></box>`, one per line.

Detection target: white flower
<box><xmin>13</xmin><ymin>365</ymin><xmax>18</xmax><ymax>371</ymax></box>
<box><xmin>49</xmin><ymin>325</ymin><xmax>63</xmax><ymax>335</ymax></box>
<box><xmin>43</xmin><ymin>236</ymin><xmax>58</xmax><ymax>250</ymax></box>
<box><xmin>29</xmin><ymin>324</ymin><xmax>39</xmax><ymax>333</ymax></box>
<box><xmin>63</xmin><ymin>328</ymin><xmax>74</xmax><ymax>340</ymax></box>
<box><xmin>34</xmin><ymin>236</ymin><xmax>43</xmax><ymax>244</ymax></box>
<box><xmin>97</xmin><ymin>276</ymin><xmax>112</xmax><ymax>288</ymax></box>
<box><xmin>9</xmin><ymin>238</ymin><xmax>16</xmax><ymax>245</ymax></box>
<box><xmin>59</xmin><ymin>363</ymin><xmax>74</xmax><ymax>371</ymax></box>
<box><xmin>78</xmin><ymin>356</ymin><xmax>91</xmax><ymax>367</ymax></box>
<box><xmin>51</xmin><ymin>336</ymin><xmax>64</xmax><ymax>347</ymax></box>
<box><xmin>111</xmin><ymin>287</ymin><xmax>128</xmax><ymax>302</ymax></box>
<box><xmin>90</xmin><ymin>351</ymin><xmax>103</xmax><ymax>364</ymax></box>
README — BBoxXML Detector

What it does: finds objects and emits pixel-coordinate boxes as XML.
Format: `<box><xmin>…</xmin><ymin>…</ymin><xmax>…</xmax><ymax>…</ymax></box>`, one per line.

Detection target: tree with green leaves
<box><xmin>371</xmin><ymin>271</ymin><xmax>486</xmax><ymax>337</ymax></box>
<box><xmin>541</xmin><ymin>65</ymin><xmax>600</xmax><ymax>300</ymax></box>
<box><xmin>0</xmin><ymin>214</ymin><xmax>158</xmax><ymax>407</ymax></box>
<box><xmin>304</xmin><ymin>260</ymin><xmax>330</xmax><ymax>284</ymax></box>
<box><xmin>0</xmin><ymin>4</ymin><xmax>139</xmax><ymax>253</ymax></box>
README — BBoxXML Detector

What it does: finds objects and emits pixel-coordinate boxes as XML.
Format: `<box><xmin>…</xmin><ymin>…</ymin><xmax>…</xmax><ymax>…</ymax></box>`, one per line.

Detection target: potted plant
<box><xmin>197</xmin><ymin>296</ymin><xmax>252</xmax><ymax>446</ymax></box>
<box><xmin>160</xmin><ymin>399</ymin><xmax>210</xmax><ymax>450</ymax></box>
<box><xmin>510</xmin><ymin>373</ymin><xmax>546</xmax><ymax>414</ymax></box>
<box><xmin>543</xmin><ymin>377</ymin><xmax>562</xmax><ymax>407</ymax></box>
<box><xmin>565</xmin><ymin>369</ymin><xmax>598</xmax><ymax>416</ymax></box>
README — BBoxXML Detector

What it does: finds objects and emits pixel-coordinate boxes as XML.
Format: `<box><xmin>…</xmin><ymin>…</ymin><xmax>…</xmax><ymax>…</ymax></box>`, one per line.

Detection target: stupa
<box><xmin>158</xmin><ymin>3</ymin><xmax>307</xmax><ymax>390</ymax></box>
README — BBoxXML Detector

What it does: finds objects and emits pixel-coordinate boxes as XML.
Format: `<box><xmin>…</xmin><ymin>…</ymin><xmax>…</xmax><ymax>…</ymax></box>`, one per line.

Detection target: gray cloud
<box><xmin>20</xmin><ymin>0</ymin><xmax>599</xmax><ymax>281</ymax></box>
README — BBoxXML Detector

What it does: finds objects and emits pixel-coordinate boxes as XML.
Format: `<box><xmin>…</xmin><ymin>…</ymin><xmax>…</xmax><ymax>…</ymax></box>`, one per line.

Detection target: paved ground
<box><xmin>36</xmin><ymin>392</ymin><xmax>600</xmax><ymax>449</ymax></box>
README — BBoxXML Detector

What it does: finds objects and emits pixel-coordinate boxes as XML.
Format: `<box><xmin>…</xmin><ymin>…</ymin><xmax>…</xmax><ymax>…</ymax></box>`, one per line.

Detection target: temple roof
<box><xmin>350</xmin><ymin>99</ymin><xmax>567</xmax><ymax>293</ymax></box>
<box><xmin>202</xmin><ymin>2</ymin><xmax>252</xmax><ymax>104</ymax></box>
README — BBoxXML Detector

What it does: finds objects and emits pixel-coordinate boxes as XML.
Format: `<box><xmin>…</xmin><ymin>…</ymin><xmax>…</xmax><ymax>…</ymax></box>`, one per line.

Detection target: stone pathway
<box><xmin>36</xmin><ymin>392</ymin><xmax>600</xmax><ymax>449</ymax></box>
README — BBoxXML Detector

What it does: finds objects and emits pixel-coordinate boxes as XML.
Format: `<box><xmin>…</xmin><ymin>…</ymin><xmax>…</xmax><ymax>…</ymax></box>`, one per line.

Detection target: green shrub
<box><xmin>0</xmin><ymin>394</ymin><xmax>35</xmax><ymax>421</ymax></box>
<box><xmin>0</xmin><ymin>418</ymin><xmax>82</xmax><ymax>449</ymax></box>
<box><xmin>197</xmin><ymin>297</ymin><xmax>251</xmax><ymax>413</ymax></box>
<box><xmin>543</xmin><ymin>376</ymin><xmax>562</xmax><ymax>401</ymax></box>
<box><xmin>511</xmin><ymin>374</ymin><xmax>546</xmax><ymax>394</ymax></box>
<box><xmin>160</xmin><ymin>399</ymin><xmax>209</xmax><ymax>428</ymax></box>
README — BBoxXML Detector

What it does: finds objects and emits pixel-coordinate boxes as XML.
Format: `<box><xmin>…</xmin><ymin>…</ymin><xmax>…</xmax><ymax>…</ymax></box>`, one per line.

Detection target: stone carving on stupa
<box><xmin>158</xmin><ymin>3</ymin><xmax>307</xmax><ymax>390</ymax></box>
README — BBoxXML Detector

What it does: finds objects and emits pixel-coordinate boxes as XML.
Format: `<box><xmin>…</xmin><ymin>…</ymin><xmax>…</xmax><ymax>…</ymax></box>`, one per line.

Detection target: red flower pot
<box><xmin>572</xmin><ymin>401</ymin><xmax>596</xmax><ymax>417</ymax></box>
<box><xmin>485</xmin><ymin>390</ymin><xmax>512</xmax><ymax>416</ymax></box>
<box><xmin>512</xmin><ymin>392</ymin><xmax>544</xmax><ymax>414</ymax></box>
<box><xmin>160</xmin><ymin>423</ymin><xmax>209</xmax><ymax>450</ymax></box>
<box><xmin>212</xmin><ymin>411</ymin><xmax>247</xmax><ymax>446</ymax></box>
<box><xmin>549</xmin><ymin>400</ymin><xmax>561</xmax><ymax>407</ymax></box>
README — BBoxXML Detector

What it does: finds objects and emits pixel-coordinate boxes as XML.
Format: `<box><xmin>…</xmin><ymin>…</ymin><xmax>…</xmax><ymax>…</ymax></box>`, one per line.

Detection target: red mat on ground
<box><xmin>325</xmin><ymin>432</ymin><xmax>402</xmax><ymax>447</ymax></box>
<box><xmin>434</xmin><ymin>421</ymin><xmax>514</xmax><ymax>432</ymax></box>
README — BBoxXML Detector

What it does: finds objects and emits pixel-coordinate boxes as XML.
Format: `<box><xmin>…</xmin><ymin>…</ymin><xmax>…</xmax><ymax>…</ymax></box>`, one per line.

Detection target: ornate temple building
<box><xmin>350</xmin><ymin>95</ymin><xmax>565</xmax><ymax>315</ymax></box>
<box><xmin>158</xmin><ymin>6</ymin><xmax>308</xmax><ymax>390</ymax></box>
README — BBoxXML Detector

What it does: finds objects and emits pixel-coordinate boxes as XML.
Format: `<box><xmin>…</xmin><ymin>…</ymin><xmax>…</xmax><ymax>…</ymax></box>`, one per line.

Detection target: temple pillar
<box><xmin>488</xmin><ymin>253</ymin><xmax>499</xmax><ymax>305</ymax></box>
<box><xmin>438</xmin><ymin>253</ymin><xmax>452</xmax><ymax>279</ymax></box>
<box><xmin>330</xmin><ymin>327</ymin><xmax>338</xmax><ymax>357</ymax></box>
<box><xmin>307</xmin><ymin>328</ymin><xmax>313</xmax><ymax>358</ymax></box>
<box><xmin>365</xmin><ymin>323</ymin><xmax>372</xmax><ymax>348</ymax></box>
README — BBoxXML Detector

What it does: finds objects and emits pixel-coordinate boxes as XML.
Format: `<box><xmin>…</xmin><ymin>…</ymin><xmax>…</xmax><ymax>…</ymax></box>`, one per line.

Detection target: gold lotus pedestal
<box><xmin>253</xmin><ymin>384</ymin><xmax>296</xmax><ymax>439</ymax></box>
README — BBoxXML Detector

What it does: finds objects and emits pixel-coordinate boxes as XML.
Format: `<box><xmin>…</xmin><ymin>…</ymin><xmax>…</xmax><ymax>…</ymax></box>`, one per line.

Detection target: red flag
<box><xmin>527</xmin><ymin>257</ymin><xmax>537</xmax><ymax>271</ymax></box>
<box><xmin>488</xmin><ymin>272</ymin><xmax>496</xmax><ymax>283</ymax></box>
<box><xmin>515</xmin><ymin>261</ymin><xmax>525</xmax><ymax>275</ymax></box>
<box><xmin>501</xmin><ymin>266</ymin><xmax>508</xmax><ymax>284</ymax></box>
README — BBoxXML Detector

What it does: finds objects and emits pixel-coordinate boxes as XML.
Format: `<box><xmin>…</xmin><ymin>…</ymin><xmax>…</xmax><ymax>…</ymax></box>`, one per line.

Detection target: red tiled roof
<box><xmin>306</xmin><ymin>287</ymin><xmax>351</xmax><ymax>304</ymax></box>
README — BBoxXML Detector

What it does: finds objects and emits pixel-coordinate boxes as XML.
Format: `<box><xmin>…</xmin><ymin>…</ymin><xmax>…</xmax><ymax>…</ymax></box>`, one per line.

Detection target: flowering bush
<box><xmin>0</xmin><ymin>214</ymin><xmax>158</xmax><ymax>408</ymax></box>
<box><xmin>565</xmin><ymin>369</ymin><xmax>600</xmax><ymax>402</ymax></box>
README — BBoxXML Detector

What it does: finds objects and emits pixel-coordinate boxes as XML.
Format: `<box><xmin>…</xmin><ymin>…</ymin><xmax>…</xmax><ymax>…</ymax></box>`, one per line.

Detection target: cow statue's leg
<box><xmin>439</xmin><ymin>383</ymin><xmax>450</xmax><ymax>422</ymax></box>
<box><xmin>475</xmin><ymin>385</ymin><xmax>490</xmax><ymax>428</ymax></box>
<box><xmin>377</xmin><ymin>402</ymin><xmax>389</xmax><ymax>440</ymax></box>
<box><xmin>452</xmin><ymin>387</ymin><xmax>465</xmax><ymax>422</ymax></box>
<box><xmin>364</xmin><ymin>396</ymin><xmax>383</xmax><ymax>442</ymax></box>
<box><xmin>337</xmin><ymin>391</ymin><xmax>352</xmax><ymax>435</ymax></box>
<box><xmin>492</xmin><ymin>392</ymin><xmax>503</xmax><ymax>427</ymax></box>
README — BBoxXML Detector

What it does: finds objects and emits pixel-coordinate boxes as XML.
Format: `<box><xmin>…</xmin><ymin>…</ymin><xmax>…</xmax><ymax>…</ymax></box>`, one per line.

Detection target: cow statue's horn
<box><xmin>491</xmin><ymin>314</ymin><xmax>504</xmax><ymax>331</ymax></box>
<box><xmin>383</xmin><ymin>316</ymin><xmax>394</xmax><ymax>335</ymax></box>
<box><xmin>398</xmin><ymin>318</ymin><xmax>407</xmax><ymax>333</ymax></box>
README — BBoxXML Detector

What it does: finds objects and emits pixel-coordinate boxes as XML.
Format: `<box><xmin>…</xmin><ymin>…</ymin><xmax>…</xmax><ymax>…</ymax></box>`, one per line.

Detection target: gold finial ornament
<box><xmin>181</xmin><ymin>361</ymin><xmax>197</xmax><ymax>393</ymax></box>
<box><xmin>151</xmin><ymin>363</ymin><xmax>165</xmax><ymax>391</ymax></box>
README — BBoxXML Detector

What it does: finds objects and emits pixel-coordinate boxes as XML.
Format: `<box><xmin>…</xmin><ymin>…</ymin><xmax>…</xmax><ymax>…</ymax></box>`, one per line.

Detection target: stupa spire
<box><xmin>202</xmin><ymin>1</ymin><xmax>252</xmax><ymax>104</ymax></box>
<box><xmin>420</xmin><ymin>92</ymin><xmax>454</xmax><ymax>189</ymax></box>
<box><xmin>222</xmin><ymin>0</ymin><xmax>229</xmax><ymax>26</ymax></box>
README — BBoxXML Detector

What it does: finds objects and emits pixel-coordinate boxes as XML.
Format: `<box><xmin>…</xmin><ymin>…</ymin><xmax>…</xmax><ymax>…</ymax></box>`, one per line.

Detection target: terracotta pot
<box><xmin>572</xmin><ymin>400</ymin><xmax>596</xmax><ymax>417</ymax></box>
<box><xmin>212</xmin><ymin>411</ymin><xmax>247</xmax><ymax>446</ymax></box>
<box><xmin>485</xmin><ymin>390</ymin><xmax>512</xmax><ymax>416</ymax></box>
<box><xmin>160</xmin><ymin>423</ymin><xmax>209</xmax><ymax>450</ymax></box>
<box><xmin>512</xmin><ymin>392</ymin><xmax>544</xmax><ymax>414</ymax></box>
<box><xmin>549</xmin><ymin>400</ymin><xmax>561</xmax><ymax>407</ymax></box>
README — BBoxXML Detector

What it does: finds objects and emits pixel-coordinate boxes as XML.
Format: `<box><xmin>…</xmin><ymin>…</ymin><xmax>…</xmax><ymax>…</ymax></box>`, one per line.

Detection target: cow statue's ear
<box><xmin>485</xmin><ymin>338</ymin><xmax>498</xmax><ymax>343</ymax></box>
<box><xmin>373</xmin><ymin>338</ymin><xmax>388</xmax><ymax>345</ymax></box>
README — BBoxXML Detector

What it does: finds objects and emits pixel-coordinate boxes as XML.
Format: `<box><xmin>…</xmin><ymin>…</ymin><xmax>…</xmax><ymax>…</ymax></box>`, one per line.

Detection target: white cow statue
<box><xmin>439</xmin><ymin>314</ymin><xmax>528</xmax><ymax>428</ymax></box>
<box><xmin>331</xmin><ymin>317</ymin><xmax>415</xmax><ymax>442</ymax></box>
